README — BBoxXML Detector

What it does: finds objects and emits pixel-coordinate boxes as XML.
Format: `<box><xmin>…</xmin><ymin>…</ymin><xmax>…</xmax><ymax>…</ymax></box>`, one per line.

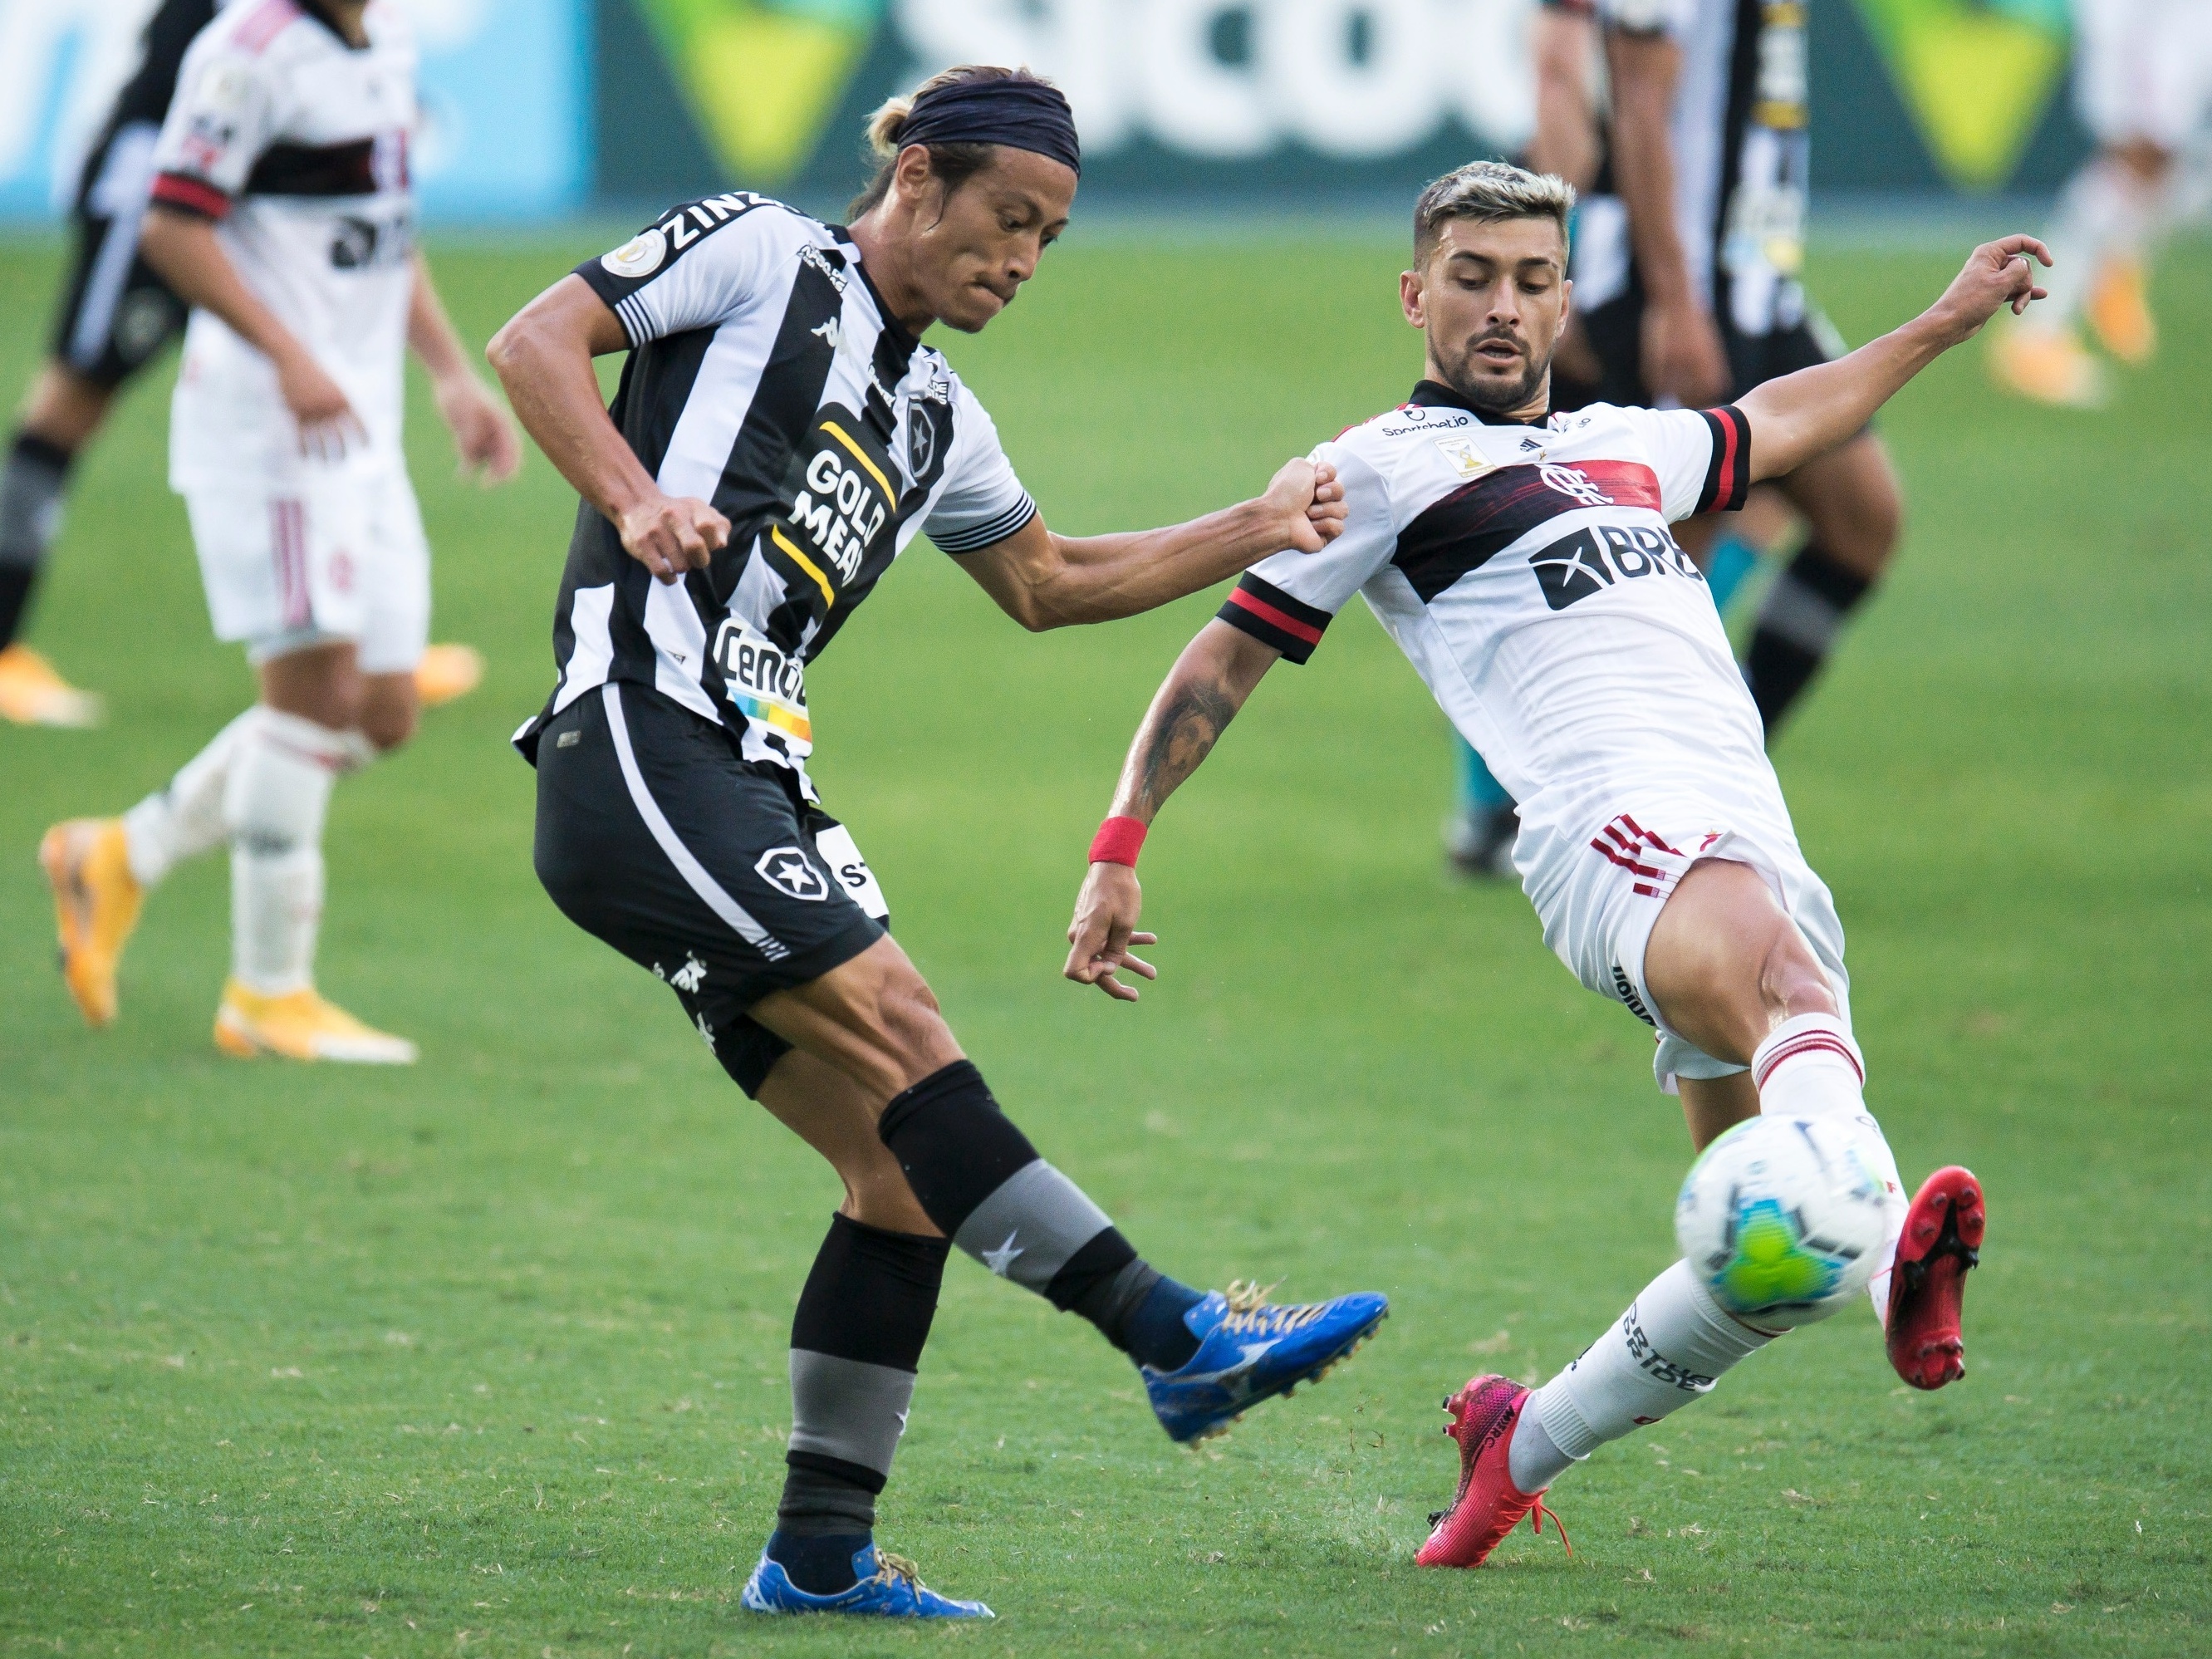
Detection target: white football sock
<box><xmin>122</xmin><ymin>709</ymin><xmax>258</xmax><ymax>888</ymax></box>
<box><xmin>1751</xmin><ymin>1014</ymin><xmax>1908</xmax><ymax>1322</ymax></box>
<box><xmin>221</xmin><ymin>708</ymin><xmax>367</xmax><ymax>996</ymax></box>
<box><xmin>2034</xmin><ymin>156</ymin><xmax>2161</xmax><ymax>331</ymax></box>
<box><xmin>1509</xmin><ymin>1259</ymin><xmax>1774</xmax><ymax>1494</ymax></box>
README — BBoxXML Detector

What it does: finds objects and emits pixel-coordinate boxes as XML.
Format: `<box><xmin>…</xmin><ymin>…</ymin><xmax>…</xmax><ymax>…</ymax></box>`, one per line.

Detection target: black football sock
<box><xmin>1742</xmin><ymin>542</ymin><xmax>1873</xmax><ymax>734</ymax></box>
<box><xmin>0</xmin><ymin>433</ymin><xmax>76</xmax><ymax>650</ymax></box>
<box><xmin>878</xmin><ymin>1060</ymin><xmax>1204</xmax><ymax>1372</ymax></box>
<box><xmin>772</xmin><ymin>1213</ymin><xmax>949</xmax><ymax>1593</ymax></box>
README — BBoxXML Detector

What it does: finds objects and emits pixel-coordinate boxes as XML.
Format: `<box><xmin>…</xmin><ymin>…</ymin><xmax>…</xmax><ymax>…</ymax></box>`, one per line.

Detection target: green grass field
<box><xmin>2</xmin><ymin>226</ymin><xmax>2208</xmax><ymax>1658</ymax></box>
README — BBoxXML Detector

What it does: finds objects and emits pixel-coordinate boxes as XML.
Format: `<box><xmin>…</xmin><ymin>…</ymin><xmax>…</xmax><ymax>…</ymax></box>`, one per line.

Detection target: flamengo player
<box><xmin>39</xmin><ymin>0</ymin><xmax>520</xmax><ymax>1059</ymax></box>
<box><xmin>1067</xmin><ymin>162</ymin><xmax>2016</xmax><ymax>1567</ymax></box>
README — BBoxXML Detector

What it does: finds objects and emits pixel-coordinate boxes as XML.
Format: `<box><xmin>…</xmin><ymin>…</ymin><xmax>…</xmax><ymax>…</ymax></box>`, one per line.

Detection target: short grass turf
<box><xmin>2</xmin><ymin>227</ymin><xmax>2208</xmax><ymax>1659</ymax></box>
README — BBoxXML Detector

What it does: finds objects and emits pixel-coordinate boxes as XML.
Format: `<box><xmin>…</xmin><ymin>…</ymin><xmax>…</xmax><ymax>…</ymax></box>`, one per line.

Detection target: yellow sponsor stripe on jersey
<box><xmin>820</xmin><ymin>420</ymin><xmax>894</xmax><ymax>499</ymax></box>
<box><xmin>770</xmin><ymin>526</ymin><xmax>836</xmax><ymax>608</ymax></box>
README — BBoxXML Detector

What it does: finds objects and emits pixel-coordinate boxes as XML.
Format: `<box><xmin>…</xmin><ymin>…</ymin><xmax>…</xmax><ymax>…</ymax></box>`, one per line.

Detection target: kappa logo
<box><xmin>756</xmin><ymin>846</ymin><xmax>828</xmax><ymax>901</ymax></box>
<box><xmin>694</xmin><ymin>1011</ymin><xmax>715</xmax><ymax>1053</ymax></box>
<box><xmin>812</xmin><ymin>317</ymin><xmax>842</xmax><ymax>352</ymax></box>
<box><xmin>1538</xmin><ymin>463</ymin><xmax>1615</xmax><ymax>508</ymax></box>
<box><xmin>670</xmin><ymin>954</ymin><xmax>707</xmax><ymax>993</ymax></box>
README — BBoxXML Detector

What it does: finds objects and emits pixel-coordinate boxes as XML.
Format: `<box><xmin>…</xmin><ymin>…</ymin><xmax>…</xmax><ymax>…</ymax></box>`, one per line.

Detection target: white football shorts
<box><xmin>184</xmin><ymin>466</ymin><xmax>430</xmax><ymax>675</ymax></box>
<box><xmin>2074</xmin><ymin>0</ymin><xmax>2212</xmax><ymax>150</ymax></box>
<box><xmin>1520</xmin><ymin>803</ymin><xmax>1853</xmax><ymax>1094</ymax></box>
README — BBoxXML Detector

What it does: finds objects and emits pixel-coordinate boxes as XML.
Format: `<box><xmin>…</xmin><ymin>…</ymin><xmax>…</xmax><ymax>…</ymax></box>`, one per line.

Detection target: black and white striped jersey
<box><xmin>527</xmin><ymin>194</ymin><xmax>1039</xmax><ymax>797</ymax></box>
<box><xmin>1566</xmin><ymin>0</ymin><xmax>1812</xmax><ymax>341</ymax></box>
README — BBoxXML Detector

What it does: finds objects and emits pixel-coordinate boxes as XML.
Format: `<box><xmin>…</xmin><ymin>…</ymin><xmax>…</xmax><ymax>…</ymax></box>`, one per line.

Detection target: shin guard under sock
<box><xmin>777</xmin><ymin>1215</ymin><xmax>949</xmax><ymax>1589</ymax></box>
<box><xmin>1744</xmin><ymin>543</ymin><xmax>1871</xmax><ymax>733</ymax></box>
<box><xmin>1511</xmin><ymin>1259</ymin><xmax>1774</xmax><ymax>1492</ymax></box>
<box><xmin>1751</xmin><ymin>1014</ymin><xmax>1907</xmax><ymax>1318</ymax></box>
<box><xmin>223</xmin><ymin>709</ymin><xmax>360</xmax><ymax>994</ymax></box>
<box><xmin>878</xmin><ymin>1060</ymin><xmax>1202</xmax><ymax>1371</ymax></box>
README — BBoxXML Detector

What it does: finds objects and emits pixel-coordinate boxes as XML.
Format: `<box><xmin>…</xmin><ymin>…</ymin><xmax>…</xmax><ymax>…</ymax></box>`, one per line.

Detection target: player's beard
<box><xmin>1440</xmin><ymin>330</ymin><xmax>1552</xmax><ymax>415</ymax></box>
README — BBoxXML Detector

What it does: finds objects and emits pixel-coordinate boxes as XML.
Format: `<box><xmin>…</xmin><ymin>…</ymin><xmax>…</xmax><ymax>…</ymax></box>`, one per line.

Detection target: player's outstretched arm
<box><xmin>488</xmin><ymin>275</ymin><xmax>729</xmax><ymax>583</ymax></box>
<box><xmin>140</xmin><ymin>206</ymin><xmax>364</xmax><ymax>460</ymax></box>
<box><xmin>409</xmin><ymin>252</ymin><xmax>521</xmax><ymax>485</ymax></box>
<box><xmin>1063</xmin><ymin>620</ymin><xmax>1283</xmax><ymax>1001</ymax></box>
<box><xmin>1740</xmin><ymin>236</ymin><xmax>2052</xmax><ymax>482</ymax></box>
<box><xmin>958</xmin><ymin>459</ymin><xmax>1346</xmax><ymax>631</ymax></box>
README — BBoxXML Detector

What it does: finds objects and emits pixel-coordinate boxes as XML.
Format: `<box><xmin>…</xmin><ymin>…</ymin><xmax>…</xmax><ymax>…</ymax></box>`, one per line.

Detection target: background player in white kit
<box><xmin>1065</xmin><ymin>162</ymin><xmax>2035</xmax><ymax>1567</ymax></box>
<box><xmin>1992</xmin><ymin>0</ymin><xmax>2212</xmax><ymax>407</ymax></box>
<box><xmin>39</xmin><ymin>0</ymin><xmax>520</xmax><ymax>1061</ymax></box>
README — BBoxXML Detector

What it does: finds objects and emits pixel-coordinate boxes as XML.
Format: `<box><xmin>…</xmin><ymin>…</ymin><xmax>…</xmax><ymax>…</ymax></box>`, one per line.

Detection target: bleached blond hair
<box><xmin>1414</xmin><ymin>160</ymin><xmax>1576</xmax><ymax>263</ymax></box>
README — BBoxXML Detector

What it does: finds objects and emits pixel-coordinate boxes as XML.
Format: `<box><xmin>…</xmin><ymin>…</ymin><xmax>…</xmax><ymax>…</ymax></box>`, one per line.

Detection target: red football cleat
<box><xmin>1886</xmin><ymin>1166</ymin><xmax>1984</xmax><ymax>1391</ymax></box>
<box><xmin>1415</xmin><ymin>1374</ymin><xmax>1571</xmax><ymax>1569</ymax></box>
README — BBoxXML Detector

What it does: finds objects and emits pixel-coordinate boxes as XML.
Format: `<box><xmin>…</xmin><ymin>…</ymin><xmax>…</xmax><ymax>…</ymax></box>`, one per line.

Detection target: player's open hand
<box><xmin>434</xmin><ymin>371</ymin><xmax>523</xmax><ymax>485</ymax></box>
<box><xmin>1064</xmin><ymin>861</ymin><xmax>1158</xmax><ymax>1002</ymax></box>
<box><xmin>1263</xmin><ymin>457</ymin><xmax>1347</xmax><ymax>553</ymax></box>
<box><xmin>277</xmin><ymin>346</ymin><xmax>366</xmax><ymax>463</ymax></box>
<box><xmin>617</xmin><ymin>488</ymin><xmax>730</xmax><ymax>583</ymax></box>
<box><xmin>1928</xmin><ymin>235</ymin><xmax>2053</xmax><ymax>346</ymax></box>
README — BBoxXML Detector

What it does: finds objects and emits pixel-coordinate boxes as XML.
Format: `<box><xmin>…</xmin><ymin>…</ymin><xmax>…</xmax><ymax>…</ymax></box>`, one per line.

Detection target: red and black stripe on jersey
<box><xmin>1695</xmin><ymin>405</ymin><xmax>1752</xmax><ymax>513</ymax></box>
<box><xmin>1217</xmin><ymin>574</ymin><xmax>1330</xmax><ymax>664</ymax></box>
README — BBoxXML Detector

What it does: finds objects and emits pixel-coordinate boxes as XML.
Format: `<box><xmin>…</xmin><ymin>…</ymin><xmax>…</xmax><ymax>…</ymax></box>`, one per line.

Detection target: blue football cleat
<box><xmin>1142</xmin><ymin>1281</ymin><xmax>1389</xmax><ymax>1444</ymax></box>
<box><xmin>740</xmin><ymin>1544</ymin><xmax>993</xmax><ymax>1618</ymax></box>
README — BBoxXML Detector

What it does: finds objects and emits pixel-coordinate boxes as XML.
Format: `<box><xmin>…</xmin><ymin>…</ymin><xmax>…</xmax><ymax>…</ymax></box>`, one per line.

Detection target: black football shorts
<box><xmin>532</xmin><ymin>680</ymin><xmax>890</xmax><ymax>1097</ymax></box>
<box><xmin>51</xmin><ymin>121</ymin><xmax>188</xmax><ymax>390</ymax></box>
<box><xmin>1559</xmin><ymin>291</ymin><xmax>1836</xmax><ymax>415</ymax></box>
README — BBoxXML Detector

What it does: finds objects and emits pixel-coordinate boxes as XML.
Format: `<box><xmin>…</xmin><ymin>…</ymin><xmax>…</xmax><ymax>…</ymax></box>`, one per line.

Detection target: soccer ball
<box><xmin>1674</xmin><ymin>1116</ymin><xmax>1890</xmax><ymax>1329</ymax></box>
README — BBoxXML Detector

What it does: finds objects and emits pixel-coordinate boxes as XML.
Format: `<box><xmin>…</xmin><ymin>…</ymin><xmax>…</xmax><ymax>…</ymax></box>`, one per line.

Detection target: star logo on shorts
<box><xmin>980</xmin><ymin>1233</ymin><xmax>1023</xmax><ymax>1277</ymax></box>
<box><xmin>755</xmin><ymin>846</ymin><xmax>828</xmax><ymax>901</ymax></box>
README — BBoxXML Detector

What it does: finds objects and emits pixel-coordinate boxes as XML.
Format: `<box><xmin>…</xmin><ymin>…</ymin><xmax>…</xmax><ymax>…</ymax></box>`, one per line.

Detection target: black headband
<box><xmin>893</xmin><ymin>77</ymin><xmax>1081</xmax><ymax>177</ymax></box>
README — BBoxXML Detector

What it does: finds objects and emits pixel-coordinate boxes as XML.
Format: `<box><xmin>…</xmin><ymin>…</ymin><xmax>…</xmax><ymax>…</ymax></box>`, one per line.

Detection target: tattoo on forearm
<box><xmin>1131</xmin><ymin>678</ymin><xmax>1238</xmax><ymax>817</ymax></box>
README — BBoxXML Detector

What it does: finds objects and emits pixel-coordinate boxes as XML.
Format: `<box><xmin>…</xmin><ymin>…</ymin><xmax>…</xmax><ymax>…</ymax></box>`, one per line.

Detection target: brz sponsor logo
<box><xmin>331</xmin><ymin>211</ymin><xmax>411</xmax><ymax>271</ymax></box>
<box><xmin>1530</xmin><ymin>524</ymin><xmax>1702</xmax><ymax>611</ymax></box>
<box><xmin>602</xmin><ymin>228</ymin><xmax>667</xmax><ymax>278</ymax></box>
<box><xmin>756</xmin><ymin>847</ymin><xmax>828</xmax><ymax>902</ymax></box>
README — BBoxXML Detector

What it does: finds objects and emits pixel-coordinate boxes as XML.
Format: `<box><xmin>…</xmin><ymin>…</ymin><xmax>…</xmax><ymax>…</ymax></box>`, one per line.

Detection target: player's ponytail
<box><xmin>847</xmin><ymin>65</ymin><xmax>1066</xmax><ymax>218</ymax></box>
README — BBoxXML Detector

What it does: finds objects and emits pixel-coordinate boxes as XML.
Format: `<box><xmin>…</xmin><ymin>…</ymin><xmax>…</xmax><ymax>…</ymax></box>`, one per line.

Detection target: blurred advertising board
<box><xmin>0</xmin><ymin>0</ymin><xmax>2085</xmax><ymax>223</ymax></box>
<box><xmin>0</xmin><ymin>0</ymin><xmax>590</xmax><ymax>222</ymax></box>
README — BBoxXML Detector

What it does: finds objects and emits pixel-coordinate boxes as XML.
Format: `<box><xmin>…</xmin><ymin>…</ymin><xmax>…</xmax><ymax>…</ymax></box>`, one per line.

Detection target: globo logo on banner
<box><xmin>891</xmin><ymin>0</ymin><xmax>1536</xmax><ymax>161</ymax></box>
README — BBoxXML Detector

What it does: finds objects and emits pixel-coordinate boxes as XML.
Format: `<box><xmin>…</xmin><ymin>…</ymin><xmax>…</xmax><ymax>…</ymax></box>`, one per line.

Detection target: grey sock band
<box><xmin>787</xmin><ymin>1350</ymin><xmax>916</xmax><ymax>1480</ymax></box>
<box><xmin>951</xmin><ymin>1158</ymin><xmax>1115</xmax><ymax>1293</ymax></box>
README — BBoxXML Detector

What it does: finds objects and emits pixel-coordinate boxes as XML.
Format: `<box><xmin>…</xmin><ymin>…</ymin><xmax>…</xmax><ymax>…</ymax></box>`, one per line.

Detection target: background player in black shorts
<box><xmin>1557</xmin><ymin>0</ymin><xmax>1905</xmax><ymax>734</ymax></box>
<box><xmin>0</xmin><ymin>0</ymin><xmax>213</xmax><ymax>726</ymax></box>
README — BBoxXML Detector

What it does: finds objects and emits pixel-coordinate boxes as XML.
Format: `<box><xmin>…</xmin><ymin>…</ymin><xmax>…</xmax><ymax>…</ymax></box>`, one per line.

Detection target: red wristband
<box><xmin>1088</xmin><ymin>815</ymin><xmax>1148</xmax><ymax>868</ymax></box>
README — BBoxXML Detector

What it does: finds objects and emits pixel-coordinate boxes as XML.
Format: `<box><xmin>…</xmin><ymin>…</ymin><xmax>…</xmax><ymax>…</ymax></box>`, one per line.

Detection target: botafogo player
<box><xmin>488</xmin><ymin>68</ymin><xmax>1387</xmax><ymax>1620</ymax></box>
<box><xmin>41</xmin><ymin>0</ymin><xmax>521</xmax><ymax>1060</ymax></box>
<box><xmin>1067</xmin><ymin>161</ymin><xmax>2013</xmax><ymax>1568</ymax></box>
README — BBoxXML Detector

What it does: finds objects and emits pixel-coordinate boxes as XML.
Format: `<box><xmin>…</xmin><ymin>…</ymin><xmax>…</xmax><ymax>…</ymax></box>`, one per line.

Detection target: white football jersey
<box><xmin>1217</xmin><ymin>385</ymin><xmax>1778</xmax><ymax>868</ymax></box>
<box><xmin>151</xmin><ymin>0</ymin><xmax>417</xmax><ymax>488</ymax></box>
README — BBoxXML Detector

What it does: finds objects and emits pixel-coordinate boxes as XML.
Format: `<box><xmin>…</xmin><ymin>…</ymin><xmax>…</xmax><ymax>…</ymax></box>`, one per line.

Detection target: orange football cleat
<box><xmin>413</xmin><ymin>642</ymin><xmax>484</xmax><ymax>709</ymax></box>
<box><xmin>2086</xmin><ymin>258</ymin><xmax>2156</xmax><ymax>365</ymax></box>
<box><xmin>1989</xmin><ymin>328</ymin><xmax>2108</xmax><ymax>410</ymax></box>
<box><xmin>39</xmin><ymin>817</ymin><xmax>143</xmax><ymax>1027</ymax></box>
<box><xmin>0</xmin><ymin>643</ymin><xmax>101</xmax><ymax>728</ymax></box>
<box><xmin>213</xmin><ymin>980</ymin><xmax>418</xmax><ymax>1064</ymax></box>
<box><xmin>1415</xmin><ymin>1374</ymin><xmax>1571</xmax><ymax>1568</ymax></box>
